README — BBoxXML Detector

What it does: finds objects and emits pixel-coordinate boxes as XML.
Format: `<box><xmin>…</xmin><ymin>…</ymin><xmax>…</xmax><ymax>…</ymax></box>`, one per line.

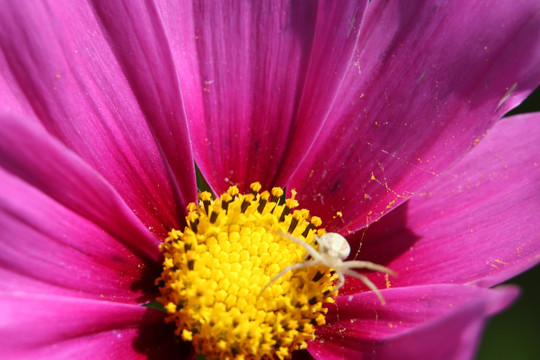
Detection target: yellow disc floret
<box><xmin>157</xmin><ymin>183</ymin><xmax>337</xmax><ymax>360</ymax></box>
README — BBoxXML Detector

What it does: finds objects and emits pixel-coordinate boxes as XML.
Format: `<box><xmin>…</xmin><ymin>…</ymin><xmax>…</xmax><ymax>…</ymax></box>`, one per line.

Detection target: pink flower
<box><xmin>1</xmin><ymin>1</ymin><xmax>539</xmax><ymax>359</ymax></box>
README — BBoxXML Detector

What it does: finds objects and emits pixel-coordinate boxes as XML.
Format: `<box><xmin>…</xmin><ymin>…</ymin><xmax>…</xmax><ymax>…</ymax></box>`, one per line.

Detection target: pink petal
<box><xmin>309</xmin><ymin>284</ymin><xmax>518</xmax><ymax>360</ymax></box>
<box><xmin>154</xmin><ymin>0</ymin><xmax>367</xmax><ymax>193</ymax></box>
<box><xmin>0</xmin><ymin>0</ymin><xmax>196</xmax><ymax>234</ymax></box>
<box><xmin>89</xmin><ymin>1</ymin><xmax>197</xmax><ymax>211</ymax></box>
<box><xmin>0</xmin><ymin>114</ymin><xmax>160</xmax><ymax>261</ymax></box>
<box><xmin>350</xmin><ymin>113</ymin><xmax>540</xmax><ymax>291</ymax></box>
<box><xmin>0</xmin><ymin>166</ymin><xmax>159</xmax><ymax>303</ymax></box>
<box><xmin>0</xmin><ymin>292</ymin><xmax>190</xmax><ymax>359</ymax></box>
<box><xmin>285</xmin><ymin>0</ymin><xmax>540</xmax><ymax>232</ymax></box>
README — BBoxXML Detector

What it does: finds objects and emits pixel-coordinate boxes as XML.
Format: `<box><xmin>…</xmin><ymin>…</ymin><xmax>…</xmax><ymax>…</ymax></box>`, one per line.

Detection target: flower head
<box><xmin>1</xmin><ymin>1</ymin><xmax>539</xmax><ymax>359</ymax></box>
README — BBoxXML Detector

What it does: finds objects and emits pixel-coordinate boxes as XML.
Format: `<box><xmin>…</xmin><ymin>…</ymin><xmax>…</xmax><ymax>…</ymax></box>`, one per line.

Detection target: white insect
<box><xmin>260</xmin><ymin>232</ymin><xmax>396</xmax><ymax>305</ymax></box>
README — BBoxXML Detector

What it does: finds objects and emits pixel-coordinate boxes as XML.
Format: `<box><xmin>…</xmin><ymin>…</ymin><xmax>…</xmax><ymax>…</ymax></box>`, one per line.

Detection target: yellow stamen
<box><xmin>157</xmin><ymin>184</ymin><xmax>337</xmax><ymax>359</ymax></box>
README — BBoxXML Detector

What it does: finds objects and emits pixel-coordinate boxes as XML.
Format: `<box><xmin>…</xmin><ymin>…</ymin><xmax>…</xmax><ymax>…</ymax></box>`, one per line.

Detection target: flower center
<box><xmin>157</xmin><ymin>183</ymin><xmax>337</xmax><ymax>359</ymax></box>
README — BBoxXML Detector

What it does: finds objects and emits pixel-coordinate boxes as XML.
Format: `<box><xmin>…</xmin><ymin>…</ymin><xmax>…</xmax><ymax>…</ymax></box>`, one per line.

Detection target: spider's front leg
<box><xmin>258</xmin><ymin>260</ymin><xmax>314</xmax><ymax>297</ymax></box>
<box><xmin>344</xmin><ymin>269</ymin><xmax>386</xmax><ymax>305</ymax></box>
<box><xmin>331</xmin><ymin>271</ymin><xmax>346</xmax><ymax>295</ymax></box>
<box><xmin>275</xmin><ymin>231</ymin><xmax>322</xmax><ymax>260</ymax></box>
<box><xmin>345</xmin><ymin>260</ymin><xmax>396</xmax><ymax>277</ymax></box>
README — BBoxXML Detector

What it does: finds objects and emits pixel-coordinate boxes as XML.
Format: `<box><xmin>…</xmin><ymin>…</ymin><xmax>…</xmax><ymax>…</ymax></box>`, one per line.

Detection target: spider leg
<box><xmin>258</xmin><ymin>260</ymin><xmax>315</xmax><ymax>297</ymax></box>
<box><xmin>329</xmin><ymin>271</ymin><xmax>346</xmax><ymax>296</ymax></box>
<box><xmin>275</xmin><ymin>231</ymin><xmax>322</xmax><ymax>261</ymax></box>
<box><xmin>344</xmin><ymin>269</ymin><xmax>386</xmax><ymax>305</ymax></box>
<box><xmin>344</xmin><ymin>260</ymin><xmax>396</xmax><ymax>277</ymax></box>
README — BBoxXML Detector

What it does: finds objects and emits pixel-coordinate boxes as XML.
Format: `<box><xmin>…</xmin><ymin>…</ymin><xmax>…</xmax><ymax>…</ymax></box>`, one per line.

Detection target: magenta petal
<box><xmin>90</xmin><ymin>1</ymin><xmax>197</xmax><ymax>211</ymax></box>
<box><xmin>154</xmin><ymin>1</ymin><xmax>366</xmax><ymax>193</ymax></box>
<box><xmin>0</xmin><ymin>1</ymin><xmax>196</xmax><ymax>233</ymax></box>
<box><xmin>285</xmin><ymin>0</ymin><xmax>540</xmax><ymax>232</ymax></box>
<box><xmin>0</xmin><ymin>292</ymin><xmax>188</xmax><ymax>359</ymax></box>
<box><xmin>356</xmin><ymin>113</ymin><xmax>540</xmax><ymax>290</ymax></box>
<box><xmin>0</xmin><ymin>114</ymin><xmax>160</xmax><ymax>261</ymax></box>
<box><xmin>309</xmin><ymin>284</ymin><xmax>518</xmax><ymax>360</ymax></box>
<box><xmin>0</xmin><ymin>166</ymin><xmax>158</xmax><ymax>302</ymax></box>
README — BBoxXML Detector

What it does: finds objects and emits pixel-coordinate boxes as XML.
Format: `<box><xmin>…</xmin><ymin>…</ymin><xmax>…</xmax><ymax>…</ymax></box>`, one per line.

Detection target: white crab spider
<box><xmin>259</xmin><ymin>232</ymin><xmax>396</xmax><ymax>305</ymax></box>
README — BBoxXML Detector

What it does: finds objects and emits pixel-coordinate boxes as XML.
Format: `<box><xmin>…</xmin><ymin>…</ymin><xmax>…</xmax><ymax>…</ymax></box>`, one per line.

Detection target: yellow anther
<box><xmin>168</xmin><ymin>229</ymin><xmax>181</xmax><ymax>240</ymax></box>
<box><xmin>285</xmin><ymin>198</ymin><xmax>299</xmax><ymax>209</ymax></box>
<box><xmin>200</xmin><ymin>191</ymin><xmax>213</xmax><ymax>201</ymax></box>
<box><xmin>186</xmin><ymin>212</ymin><xmax>198</xmax><ymax>223</ymax></box>
<box><xmin>165</xmin><ymin>302</ymin><xmax>176</xmax><ymax>314</ymax></box>
<box><xmin>311</xmin><ymin>216</ymin><xmax>323</xmax><ymax>227</ymax></box>
<box><xmin>250</xmin><ymin>182</ymin><xmax>262</xmax><ymax>192</ymax></box>
<box><xmin>271</xmin><ymin>187</ymin><xmax>284</xmax><ymax>198</ymax></box>
<box><xmin>260</xmin><ymin>191</ymin><xmax>270</xmax><ymax>201</ymax></box>
<box><xmin>186</xmin><ymin>202</ymin><xmax>197</xmax><ymax>212</ymax></box>
<box><xmin>228</xmin><ymin>185</ymin><xmax>240</xmax><ymax>196</ymax></box>
<box><xmin>182</xmin><ymin>329</ymin><xmax>193</xmax><ymax>341</ymax></box>
<box><xmin>221</xmin><ymin>192</ymin><xmax>233</xmax><ymax>202</ymax></box>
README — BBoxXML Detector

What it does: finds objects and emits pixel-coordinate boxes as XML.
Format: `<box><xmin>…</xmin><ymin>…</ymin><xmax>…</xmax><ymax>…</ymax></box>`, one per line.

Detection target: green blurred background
<box><xmin>478</xmin><ymin>265</ymin><xmax>540</xmax><ymax>359</ymax></box>
<box><xmin>476</xmin><ymin>87</ymin><xmax>540</xmax><ymax>360</ymax></box>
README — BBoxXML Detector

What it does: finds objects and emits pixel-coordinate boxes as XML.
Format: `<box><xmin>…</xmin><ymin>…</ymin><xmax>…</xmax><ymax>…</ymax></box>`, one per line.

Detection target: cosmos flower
<box><xmin>1</xmin><ymin>0</ymin><xmax>539</xmax><ymax>359</ymax></box>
